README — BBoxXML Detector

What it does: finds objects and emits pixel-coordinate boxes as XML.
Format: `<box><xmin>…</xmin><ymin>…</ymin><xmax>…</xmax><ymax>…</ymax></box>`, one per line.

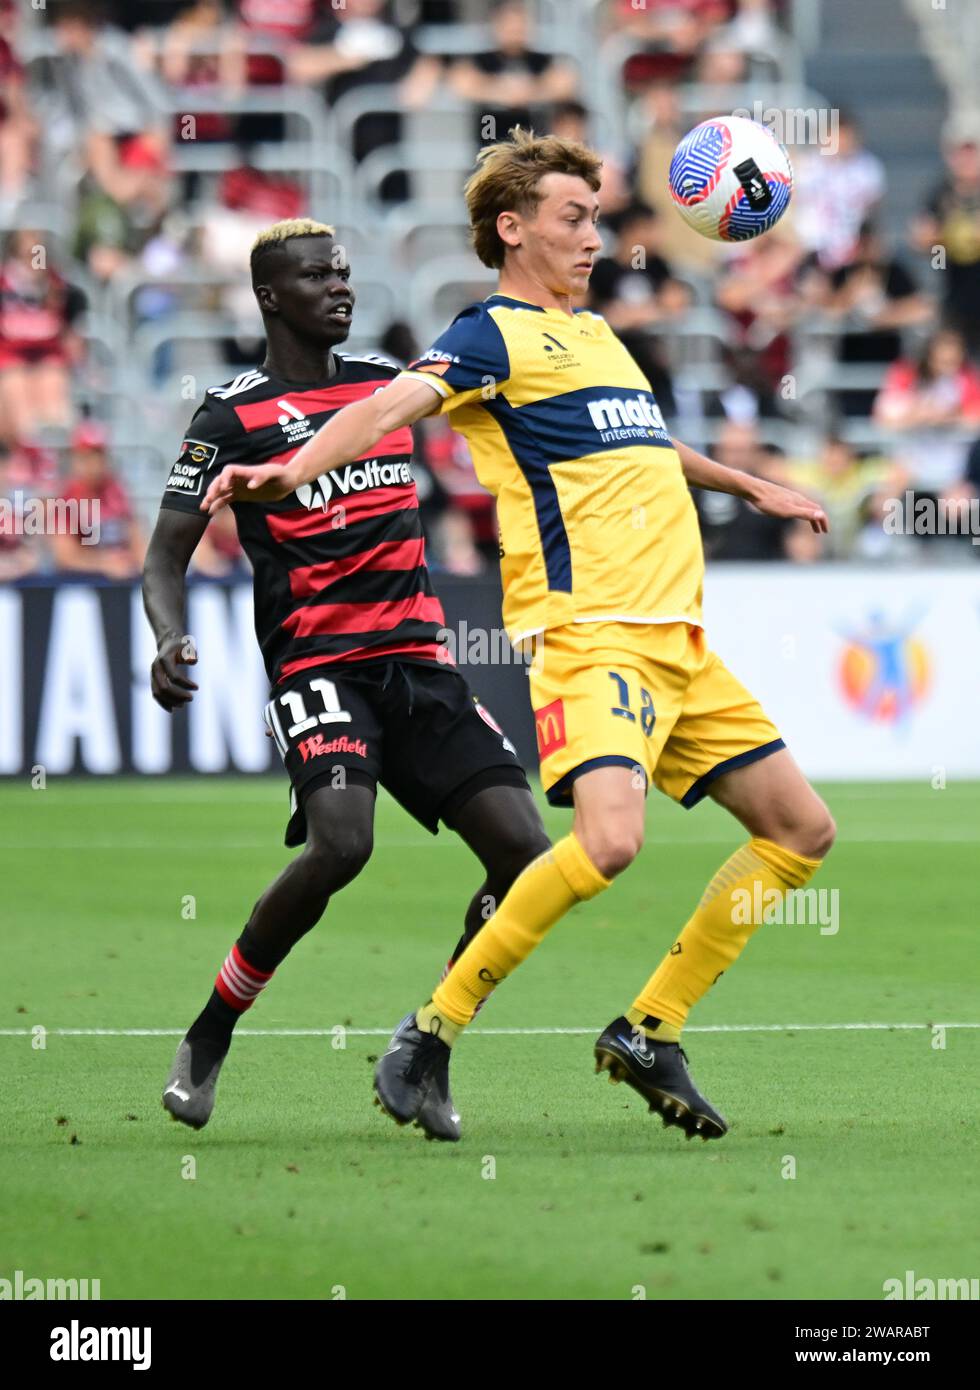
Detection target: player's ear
<box><xmin>497</xmin><ymin>210</ymin><xmax>521</xmax><ymax>251</ymax></box>
<box><xmin>255</xmin><ymin>283</ymin><xmax>277</xmax><ymax>315</ymax></box>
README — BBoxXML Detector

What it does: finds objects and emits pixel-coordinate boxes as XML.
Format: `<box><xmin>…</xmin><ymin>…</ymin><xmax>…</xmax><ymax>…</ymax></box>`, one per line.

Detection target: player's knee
<box><xmin>581</xmin><ymin>824</ymin><xmax>644</xmax><ymax>878</ymax></box>
<box><xmin>304</xmin><ymin>828</ymin><xmax>373</xmax><ymax>890</ymax></box>
<box><xmin>803</xmin><ymin>809</ymin><xmax>836</xmax><ymax>860</ymax></box>
<box><xmin>774</xmin><ymin>805</ymin><xmax>836</xmax><ymax>861</ymax></box>
<box><xmin>492</xmin><ymin>824</ymin><xmax>552</xmax><ymax>886</ymax></box>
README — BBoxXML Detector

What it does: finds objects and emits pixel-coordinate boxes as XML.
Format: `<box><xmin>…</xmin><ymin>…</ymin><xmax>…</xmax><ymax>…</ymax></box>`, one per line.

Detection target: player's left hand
<box><xmin>748</xmin><ymin>478</ymin><xmax>829</xmax><ymax>533</ymax></box>
<box><xmin>202</xmin><ymin>463</ymin><xmax>294</xmax><ymax>515</ymax></box>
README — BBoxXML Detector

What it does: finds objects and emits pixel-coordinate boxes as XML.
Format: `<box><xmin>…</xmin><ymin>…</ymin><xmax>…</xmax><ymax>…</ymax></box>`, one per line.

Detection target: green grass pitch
<box><xmin>2</xmin><ymin>776</ymin><xmax>977</xmax><ymax>1301</ymax></box>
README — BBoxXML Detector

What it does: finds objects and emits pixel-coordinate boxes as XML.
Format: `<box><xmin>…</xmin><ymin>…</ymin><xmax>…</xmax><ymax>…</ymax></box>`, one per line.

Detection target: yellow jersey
<box><xmin>398</xmin><ymin>293</ymin><xmax>704</xmax><ymax>645</ymax></box>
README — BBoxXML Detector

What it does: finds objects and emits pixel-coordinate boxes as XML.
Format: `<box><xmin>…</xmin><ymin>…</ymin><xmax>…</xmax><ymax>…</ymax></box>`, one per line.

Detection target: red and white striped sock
<box><xmin>214</xmin><ymin>943</ymin><xmax>274</xmax><ymax>1013</ymax></box>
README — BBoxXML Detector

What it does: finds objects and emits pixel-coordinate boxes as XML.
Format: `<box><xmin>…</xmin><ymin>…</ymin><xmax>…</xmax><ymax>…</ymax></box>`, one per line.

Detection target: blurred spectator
<box><xmin>815</xmin><ymin>222</ymin><xmax>933</xmax><ymax>367</ymax></box>
<box><xmin>693</xmin><ymin>0</ymin><xmax>784</xmax><ymax>84</ymax></box>
<box><xmin>696</xmin><ymin>423</ymin><xmax>820</xmax><ymax>560</ymax></box>
<box><xmin>31</xmin><ymin>1</ymin><xmax>171</xmax><ymax>181</ymax></box>
<box><xmin>793</xmin><ymin>112</ymin><xmax>885</xmax><ymax>271</ymax></box>
<box><xmin>450</xmin><ymin>0</ymin><xmax>578</xmax><ymax>147</ymax></box>
<box><xmin>378</xmin><ymin>318</ymin><xmax>420</xmax><ymax>367</ymax></box>
<box><xmin>29</xmin><ymin>2</ymin><xmax>175</xmax><ymax>279</ymax></box>
<box><xmin>589</xmin><ymin>202</ymin><xmax>690</xmax><ymax>414</ymax></box>
<box><xmin>196</xmin><ymin>154</ymin><xmax>306</xmax><ymax>362</ymax></box>
<box><xmin>380</xmin><ymin>314</ymin><xmax>492</xmax><ymax>572</ymax></box>
<box><xmin>51</xmin><ymin>421</ymin><xmax>144</xmax><ymax>578</ymax></box>
<box><xmin>911</xmin><ymin>118</ymin><xmax>980</xmax><ymax>355</ymax></box>
<box><xmin>231</xmin><ymin>0</ymin><xmax>325</xmax><ymax>143</ymax></box>
<box><xmin>633</xmin><ymin>81</ymin><xmax>722</xmax><ymax>272</ymax></box>
<box><xmin>420</xmin><ymin>414</ymin><xmax>494</xmax><ymax>569</ymax></box>
<box><xmin>715</xmin><ymin>227</ymin><xmax>805</xmax><ymax>403</ymax></box>
<box><xmin>610</xmin><ymin>0</ymin><xmax>733</xmax><ymax>87</ymax></box>
<box><xmin>852</xmin><ymin>483</ymin><xmax>920</xmax><ymax>565</ymax></box>
<box><xmin>0</xmin><ymin>229</ymin><xmax>86</xmax><ymax>442</ymax></box>
<box><xmin>435</xmin><ymin>507</ymin><xmax>485</xmax><ymax>576</ymax></box>
<box><xmin>873</xmin><ymin>328</ymin><xmax>980</xmax><ymax>492</ymax></box>
<box><xmin>966</xmin><ymin>433</ymin><xmax>980</xmax><ymax>499</ymax></box>
<box><xmin>787</xmin><ymin>435</ymin><xmax>897</xmax><ymax>559</ymax></box>
<box><xmin>157</xmin><ymin>0</ymin><xmax>244</xmax><ymax>147</ymax></box>
<box><xmin>190</xmin><ymin>503</ymin><xmax>249</xmax><ymax>577</ymax></box>
<box><xmin>551</xmin><ymin>99</ymin><xmax>631</xmax><ymax>219</ymax></box>
<box><xmin>0</xmin><ymin>1</ymin><xmax>36</xmax><ymax>206</ymax></box>
<box><xmin>0</xmin><ymin>442</ymin><xmax>43</xmax><ymax>580</ymax></box>
<box><xmin>290</xmin><ymin>0</ymin><xmax>440</xmax><ymax>200</ymax></box>
<box><xmin>74</xmin><ymin>138</ymin><xmax>175</xmax><ymax>283</ymax></box>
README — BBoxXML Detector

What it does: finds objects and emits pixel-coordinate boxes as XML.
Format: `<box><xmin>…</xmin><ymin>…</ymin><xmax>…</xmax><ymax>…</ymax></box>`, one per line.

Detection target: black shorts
<box><xmin>263</xmin><ymin>659</ymin><xmax>529</xmax><ymax>846</ymax></box>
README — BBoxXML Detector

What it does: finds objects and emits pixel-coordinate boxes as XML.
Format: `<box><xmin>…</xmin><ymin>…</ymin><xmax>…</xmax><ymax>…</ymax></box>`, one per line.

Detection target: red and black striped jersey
<box><xmin>159</xmin><ymin>354</ymin><xmax>448</xmax><ymax>684</ymax></box>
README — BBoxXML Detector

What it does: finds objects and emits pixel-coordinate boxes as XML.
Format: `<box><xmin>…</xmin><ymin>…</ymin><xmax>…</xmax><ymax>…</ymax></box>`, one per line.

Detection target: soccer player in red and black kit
<box><xmin>142</xmin><ymin>219</ymin><xmax>549</xmax><ymax>1138</ymax></box>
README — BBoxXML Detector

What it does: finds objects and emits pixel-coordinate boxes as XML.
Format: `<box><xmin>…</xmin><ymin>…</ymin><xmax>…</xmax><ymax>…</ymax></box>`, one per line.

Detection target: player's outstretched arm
<box><xmin>201</xmin><ymin>375</ymin><xmax>441</xmax><ymax>515</ymax></box>
<box><xmin>672</xmin><ymin>436</ymin><xmax>829</xmax><ymax>534</ymax></box>
<box><xmin>142</xmin><ymin>508</ymin><xmax>207</xmax><ymax>710</ymax></box>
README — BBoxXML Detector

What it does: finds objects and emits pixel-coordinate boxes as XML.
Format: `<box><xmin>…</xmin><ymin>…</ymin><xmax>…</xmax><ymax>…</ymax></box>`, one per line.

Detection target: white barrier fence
<box><xmin>1</xmin><ymin>568</ymin><xmax>978</xmax><ymax>779</ymax></box>
<box><xmin>702</xmin><ymin>565</ymin><xmax>980</xmax><ymax>780</ymax></box>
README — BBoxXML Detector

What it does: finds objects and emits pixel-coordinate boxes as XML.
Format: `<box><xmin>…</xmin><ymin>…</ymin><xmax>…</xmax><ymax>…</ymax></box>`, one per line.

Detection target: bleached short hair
<box><xmin>250</xmin><ymin>218</ymin><xmax>337</xmax><ymax>283</ymax></box>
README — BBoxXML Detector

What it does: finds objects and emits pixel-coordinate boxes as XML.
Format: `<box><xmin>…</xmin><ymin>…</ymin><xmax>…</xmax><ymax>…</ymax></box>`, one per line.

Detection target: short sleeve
<box><xmin>396</xmin><ymin>304</ymin><xmax>511</xmax><ymax>414</ymax></box>
<box><xmin>159</xmin><ymin>395</ymin><xmax>243</xmax><ymax>515</ymax></box>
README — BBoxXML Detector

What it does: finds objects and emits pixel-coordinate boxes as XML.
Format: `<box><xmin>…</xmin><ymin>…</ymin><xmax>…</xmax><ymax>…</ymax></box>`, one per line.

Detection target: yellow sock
<box><xmin>631</xmin><ymin>837</ymin><xmax>823</xmax><ymax>1036</ymax></box>
<box><xmin>418</xmin><ymin>834</ymin><xmax>610</xmax><ymax>1036</ymax></box>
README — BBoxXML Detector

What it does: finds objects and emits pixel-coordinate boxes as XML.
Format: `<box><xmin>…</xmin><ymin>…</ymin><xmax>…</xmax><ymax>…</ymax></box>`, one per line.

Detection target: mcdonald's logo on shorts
<box><xmin>534</xmin><ymin>698</ymin><xmax>567</xmax><ymax>760</ymax></box>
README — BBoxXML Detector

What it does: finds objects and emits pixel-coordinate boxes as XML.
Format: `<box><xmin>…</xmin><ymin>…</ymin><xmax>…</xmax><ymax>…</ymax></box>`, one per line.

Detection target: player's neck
<box><xmin>261</xmin><ymin>338</ymin><xmax>340</xmax><ymax>385</ymax></box>
<box><xmin>496</xmin><ymin>273</ymin><xmax>576</xmax><ymax>317</ymax></box>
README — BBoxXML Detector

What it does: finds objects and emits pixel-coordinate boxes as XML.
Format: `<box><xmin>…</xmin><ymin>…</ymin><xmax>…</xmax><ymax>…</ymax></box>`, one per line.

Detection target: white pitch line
<box><xmin>0</xmin><ymin>1023</ymin><xmax>977</xmax><ymax>1038</ymax></box>
<box><xmin>4</xmin><ymin>833</ymin><xmax>980</xmax><ymax>851</ymax></box>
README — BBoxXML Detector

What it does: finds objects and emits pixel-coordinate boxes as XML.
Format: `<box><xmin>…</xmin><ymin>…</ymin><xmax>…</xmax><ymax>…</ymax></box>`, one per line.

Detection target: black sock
<box><xmin>185</xmin><ymin>990</ymin><xmax>238</xmax><ymax>1053</ymax></box>
<box><xmin>184</xmin><ymin>925</ymin><xmax>284</xmax><ymax>1055</ymax></box>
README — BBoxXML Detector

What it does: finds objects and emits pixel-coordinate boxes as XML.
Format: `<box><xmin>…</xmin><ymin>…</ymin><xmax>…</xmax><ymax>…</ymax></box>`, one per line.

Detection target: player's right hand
<box><xmin>201</xmin><ymin>463</ymin><xmax>293</xmax><ymax>515</ymax></box>
<box><xmin>151</xmin><ymin>634</ymin><xmax>199</xmax><ymax>711</ymax></box>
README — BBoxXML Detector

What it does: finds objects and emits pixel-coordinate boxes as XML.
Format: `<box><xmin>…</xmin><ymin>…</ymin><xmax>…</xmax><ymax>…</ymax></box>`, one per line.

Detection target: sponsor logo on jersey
<box><xmin>297</xmin><ymin>733</ymin><xmax>369</xmax><ymax>763</ymax></box>
<box><xmin>276</xmin><ymin>398</ymin><xmax>315</xmax><ymax>444</ymax></box>
<box><xmin>474</xmin><ymin>700</ymin><xmax>517</xmax><ymax>756</ymax></box>
<box><xmin>586</xmin><ymin>393</ymin><xmax>669</xmax><ymax>444</ymax></box>
<box><xmin>542</xmin><ymin>331</ymin><xmax>578</xmax><ymax>369</ymax></box>
<box><xmin>534</xmin><ymin>698</ymin><xmax>567</xmax><ymax>759</ymax></box>
<box><xmin>165</xmin><ymin>439</ymin><xmax>217</xmax><ymax>495</ymax></box>
<box><xmin>407</xmin><ymin>348</ymin><xmax>461</xmax><ymax>378</ymax></box>
<box><xmin>295</xmin><ymin>459</ymin><xmax>413</xmax><ymax>511</ymax></box>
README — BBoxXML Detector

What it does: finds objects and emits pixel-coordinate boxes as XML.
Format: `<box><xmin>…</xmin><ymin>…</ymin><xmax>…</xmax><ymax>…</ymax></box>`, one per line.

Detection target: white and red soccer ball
<box><xmin>668</xmin><ymin>115</ymin><xmax>793</xmax><ymax>242</ymax></box>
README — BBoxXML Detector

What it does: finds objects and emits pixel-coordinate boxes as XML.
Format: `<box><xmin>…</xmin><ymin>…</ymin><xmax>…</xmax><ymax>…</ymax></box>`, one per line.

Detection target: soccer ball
<box><xmin>668</xmin><ymin>115</ymin><xmax>793</xmax><ymax>242</ymax></box>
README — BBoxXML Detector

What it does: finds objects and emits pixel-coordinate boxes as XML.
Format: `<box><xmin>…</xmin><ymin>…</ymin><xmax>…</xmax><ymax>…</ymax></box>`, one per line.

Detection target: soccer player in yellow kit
<box><xmin>203</xmin><ymin>130</ymin><xmax>835</xmax><ymax>1143</ymax></box>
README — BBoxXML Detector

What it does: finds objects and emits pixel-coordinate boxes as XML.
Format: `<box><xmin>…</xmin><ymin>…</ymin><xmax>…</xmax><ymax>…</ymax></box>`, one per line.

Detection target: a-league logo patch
<box><xmin>165</xmin><ymin>438</ymin><xmax>217</xmax><ymax>496</ymax></box>
<box><xmin>534</xmin><ymin>698</ymin><xmax>566</xmax><ymax>760</ymax></box>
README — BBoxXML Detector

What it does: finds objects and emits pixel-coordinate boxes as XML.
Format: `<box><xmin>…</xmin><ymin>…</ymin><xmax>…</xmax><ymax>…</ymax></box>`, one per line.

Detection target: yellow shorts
<box><xmin>529</xmin><ymin>621</ymin><xmax>784</xmax><ymax>809</ymax></box>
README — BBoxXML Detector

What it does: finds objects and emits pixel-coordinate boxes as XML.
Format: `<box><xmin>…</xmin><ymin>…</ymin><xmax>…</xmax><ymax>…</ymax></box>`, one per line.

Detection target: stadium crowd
<box><xmin>1</xmin><ymin>0</ymin><xmax>979</xmax><ymax>580</ymax></box>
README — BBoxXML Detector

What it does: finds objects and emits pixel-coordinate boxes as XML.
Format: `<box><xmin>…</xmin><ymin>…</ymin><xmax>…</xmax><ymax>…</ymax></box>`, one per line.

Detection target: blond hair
<box><xmin>250</xmin><ymin>218</ymin><xmax>337</xmax><ymax>282</ymax></box>
<box><xmin>464</xmin><ymin>127</ymin><xmax>602</xmax><ymax>269</ymax></box>
<box><xmin>251</xmin><ymin>218</ymin><xmax>336</xmax><ymax>254</ymax></box>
